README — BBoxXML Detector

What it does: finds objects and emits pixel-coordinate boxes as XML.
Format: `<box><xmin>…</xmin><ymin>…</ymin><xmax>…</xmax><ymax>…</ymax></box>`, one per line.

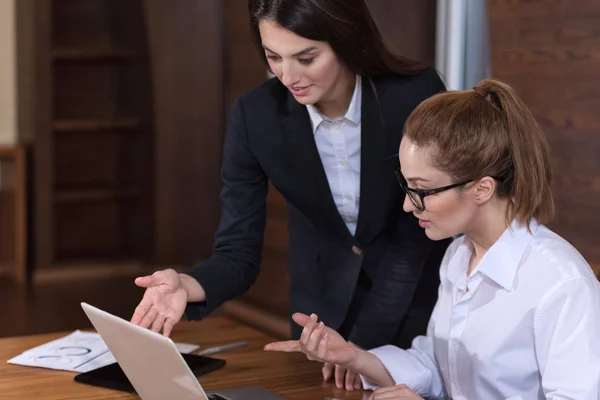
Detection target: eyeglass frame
<box><xmin>394</xmin><ymin>166</ymin><xmax>501</xmax><ymax>212</ymax></box>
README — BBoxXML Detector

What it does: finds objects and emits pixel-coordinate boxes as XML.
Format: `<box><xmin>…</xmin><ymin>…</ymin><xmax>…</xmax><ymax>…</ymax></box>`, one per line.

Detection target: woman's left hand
<box><xmin>368</xmin><ymin>384</ymin><xmax>424</xmax><ymax>399</ymax></box>
<box><xmin>264</xmin><ymin>313</ymin><xmax>357</xmax><ymax>367</ymax></box>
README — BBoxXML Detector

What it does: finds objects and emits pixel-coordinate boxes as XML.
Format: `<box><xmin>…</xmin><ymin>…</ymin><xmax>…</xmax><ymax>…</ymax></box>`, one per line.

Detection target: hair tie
<box><xmin>473</xmin><ymin>86</ymin><xmax>488</xmax><ymax>99</ymax></box>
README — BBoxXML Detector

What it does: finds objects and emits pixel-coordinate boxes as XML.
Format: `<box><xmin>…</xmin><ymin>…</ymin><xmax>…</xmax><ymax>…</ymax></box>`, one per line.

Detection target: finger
<box><xmin>322</xmin><ymin>362</ymin><xmax>334</xmax><ymax>382</ymax></box>
<box><xmin>371</xmin><ymin>392</ymin><xmax>398</xmax><ymax>399</ymax></box>
<box><xmin>354</xmin><ymin>371</ymin><xmax>362</xmax><ymax>390</ymax></box>
<box><xmin>372</xmin><ymin>384</ymin><xmax>409</xmax><ymax>395</ymax></box>
<box><xmin>372</xmin><ymin>386</ymin><xmax>397</xmax><ymax>395</ymax></box>
<box><xmin>306</xmin><ymin>321</ymin><xmax>324</xmax><ymax>354</ymax></box>
<box><xmin>371</xmin><ymin>389</ymin><xmax>398</xmax><ymax>400</ymax></box>
<box><xmin>134</xmin><ymin>275</ymin><xmax>155</xmax><ymax>288</ymax></box>
<box><xmin>163</xmin><ymin>318</ymin><xmax>176</xmax><ymax>337</ymax></box>
<box><xmin>263</xmin><ymin>340</ymin><xmax>301</xmax><ymax>352</ymax></box>
<box><xmin>299</xmin><ymin>313</ymin><xmax>318</xmax><ymax>347</ymax></box>
<box><xmin>335</xmin><ymin>363</ymin><xmax>346</xmax><ymax>390</ymax></box>
<box><xmin>150</xmin><ymin>314</ymin><xmax>166</xmax><ymax>333</ymax></box>
<box><xmin>380</xmin><ymin>391</ymin><xmax>411</xmax><ymax>399</ymax></box>
<box><xmin>130</xmin><ymin>299</ymin><xmax>152</xmax><ymax>325</ymax></box>
<box><xmin>316</xmin><ymin>333</ymin><xmax>329</xmax><ymax>361</ymax></box>
<box><xmin>291</xmin><ymin>312</ymin><xmax>312</xmax><ymax>327</ymax></box>
<box><xmin>139</xmin><ymin>307</ymin><xmax>158</xmax><ymax>329</ymax></box>
<box><xmin>345</xmin><ymin>368</ymin><xmax>357</xmax><ymax>391</ymax></box>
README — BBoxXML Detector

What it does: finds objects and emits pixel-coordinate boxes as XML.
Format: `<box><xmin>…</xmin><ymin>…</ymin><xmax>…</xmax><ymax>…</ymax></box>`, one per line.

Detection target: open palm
<box><xmin>264</xmin><ymin>313</ymin><xmax>357</xmax><ymax>367</ymax></box>
<box><xmin>130</xmin><ymin>269</ymin><xmax>188</xmax><ymax>336</ymax></box>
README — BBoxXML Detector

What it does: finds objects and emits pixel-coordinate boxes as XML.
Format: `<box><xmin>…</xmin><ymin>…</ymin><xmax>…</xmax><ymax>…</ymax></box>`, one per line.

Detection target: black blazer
<box><xmin>185</xmin><ymin>68</ymin><xmax>451</xmax><ymax>350</ymax></box>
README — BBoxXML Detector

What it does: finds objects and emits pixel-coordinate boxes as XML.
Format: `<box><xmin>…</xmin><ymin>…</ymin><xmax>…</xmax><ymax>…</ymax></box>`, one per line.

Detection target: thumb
<box><xmin>292</xmin><ymin>312</ymin><xmax>312</xmax><ymax>327</ymax></box>
<box><xmin>134</xmin><ymin>275</ymin><xmax>156</xmax><ymax>288</ymax></box>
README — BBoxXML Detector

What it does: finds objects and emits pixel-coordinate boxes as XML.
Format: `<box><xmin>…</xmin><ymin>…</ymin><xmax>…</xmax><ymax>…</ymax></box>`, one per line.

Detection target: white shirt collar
<box><xmin>306</xmin><ymin>75</ymin><xmax>362</xmax><ymax>134</ymax></box>
<box><xmin>447</xmin><ymin>219</ymin><xmax>539</xmax><ymax>291</ymax></box>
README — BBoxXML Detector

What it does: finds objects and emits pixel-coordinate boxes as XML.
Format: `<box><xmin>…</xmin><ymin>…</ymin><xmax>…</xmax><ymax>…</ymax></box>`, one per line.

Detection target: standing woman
<box><xmin>131</xmin><ymin>0</ymin><xmax>450</xmax><ymax>391</ymax></box>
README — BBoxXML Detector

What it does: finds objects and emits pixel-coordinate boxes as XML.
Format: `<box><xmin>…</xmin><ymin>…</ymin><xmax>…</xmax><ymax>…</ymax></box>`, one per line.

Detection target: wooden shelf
<box><xmin>0</xmin><ymin>146</ymin><xmax>20</xmax><ymax>157</ymax></box>
<box><xmin>53</xmin><ymin>48</ymin><xmax>147</xmax><ymax>62</ymax></box>
<box><xmin>33</xmin><ymin>0</ymin><xmax>155</xmax><ymax>270</ymax></box>
<box><xmin>53</xmin><ymin>119</ymin><xmax>142</xmax><ymax>133</ymax></box>
<box><xmin>54</xmin><ymin>189</ymin><xmax>140</xmax><ymax>204</ymax></box>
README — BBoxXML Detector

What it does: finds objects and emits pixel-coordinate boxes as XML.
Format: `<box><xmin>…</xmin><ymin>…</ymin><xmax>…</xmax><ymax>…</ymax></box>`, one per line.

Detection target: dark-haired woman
<box><xmin>130</xmin><ymin>0</ymin><xmax>450</xmax><ymax>391</ymax></box>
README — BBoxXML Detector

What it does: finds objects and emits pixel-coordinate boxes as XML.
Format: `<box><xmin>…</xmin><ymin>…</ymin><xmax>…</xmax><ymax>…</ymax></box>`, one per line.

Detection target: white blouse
<box><xmin>362</xmin><ymin>220</ymin><xmax>600</xmax><ymax>399</ymax></box>
<box><xmin>307</xmin><ymin>75</ymin><xmax>362</xmax><ymax>236</ymax></box>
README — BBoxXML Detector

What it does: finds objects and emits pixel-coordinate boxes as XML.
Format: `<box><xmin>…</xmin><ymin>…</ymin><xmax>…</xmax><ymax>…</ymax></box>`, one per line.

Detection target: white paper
<box><xmin>7</xmin><ymin>330</ymin><xmax>200</xmax><ymax>373</ymax></box>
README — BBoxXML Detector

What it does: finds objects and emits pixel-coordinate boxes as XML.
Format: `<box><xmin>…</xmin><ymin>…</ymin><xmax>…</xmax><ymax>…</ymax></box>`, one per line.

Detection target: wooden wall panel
<box><xmin>144</xmin><ymin>0</ymin><xmax>225</xmax><ymax>265</ymax></box>
<box><xmin>221</xmin><ymin>0</ymin><xmax>290</xmax><ymax>320</ymax></box>
<box><xmin>32</xmin><ymin>0</ymin><xmax>53</xmax><ymax>270</ymax></box>
<box><xmin>0</xmin><ymin>147</ymin><xmax>27</xmax><ymax>281</ymax></box>
<box><xmin>367</xmin><ymin>0</ymin><xmax>437</xmax><ymax>66</ymax></box>
<box><xmin>223</xmin><ymin>0</ymin><xmax>269</xmax><ymax>116</ymax></box>
<box><xmin>0</xmin><ymin>188</ymin><xmax>16</xmax><ymax>277</ymax></box>
<box><xmin>488</xmin><ymin>0</ymin><xmax>600</xmax><ymax>267</ymax></box>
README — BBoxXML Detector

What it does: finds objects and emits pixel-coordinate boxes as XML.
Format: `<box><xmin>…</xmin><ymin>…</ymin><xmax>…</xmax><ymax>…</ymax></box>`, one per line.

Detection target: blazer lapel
<box><xmin>355</xmin><ymin>79</ymin><xmax>388</xmax><ymax>241</ymax></box>
<box><xmin>281</xmin><ymin>93</ymin><xmax>354</xmax><ymax>242</ymax></box>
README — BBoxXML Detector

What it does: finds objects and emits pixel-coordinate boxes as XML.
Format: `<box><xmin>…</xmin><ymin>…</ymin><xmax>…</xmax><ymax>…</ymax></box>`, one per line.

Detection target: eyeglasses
<box><xmin>394</xmin><ymin>166</ymin><xmax>474</xmax><ymax>212</ymax></box>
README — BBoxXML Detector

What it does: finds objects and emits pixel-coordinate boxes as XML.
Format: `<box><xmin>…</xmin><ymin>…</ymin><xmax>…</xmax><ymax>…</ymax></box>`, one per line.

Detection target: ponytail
<box><xmin>475</xmin><ymin>79</ymin><xmax>555</xmax><ymax>227</ymax></box>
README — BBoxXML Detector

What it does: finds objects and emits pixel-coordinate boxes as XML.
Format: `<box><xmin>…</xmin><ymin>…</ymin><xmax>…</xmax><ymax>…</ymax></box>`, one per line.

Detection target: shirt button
<box><xmin>333</xmin><ymin>125</ymin><xmax>341</xmax><ymax>132</ymax></box>
<box><xmin>339</xmin><ymin>160</ymin><xmax>347</xmax><ymax>166</ymax></box>
<box><xmin>351</xmin><ymin>246</ymin><xmax>363</xmax><ymax>255</ymax></box>
<box><xmin>344</xmin><ymin>195</ymin><xmax>352</xmax><ymax>201</ymax></box>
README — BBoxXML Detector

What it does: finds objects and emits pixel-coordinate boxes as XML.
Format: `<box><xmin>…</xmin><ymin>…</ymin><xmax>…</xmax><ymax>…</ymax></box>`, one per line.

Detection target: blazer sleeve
<box><xmin>347</xmin><ymin>213</ymin><xmax>444</xmax><ymax>349</ymax></box>
<box><xmin>184</xmin><ymin>98</ymin><xmax>268</xmax><ymax>319</ymax></box>
<box><xmin>347</xmin><ymin>69</ymin><xmax>448</xmax><ymax>349</ymax></box>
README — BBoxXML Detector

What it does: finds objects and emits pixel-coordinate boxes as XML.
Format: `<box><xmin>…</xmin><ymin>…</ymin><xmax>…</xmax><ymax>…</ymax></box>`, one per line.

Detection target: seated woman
<box><xmin>264</xmin><ymin>78</ymin><xmax>600</xmax><ymax>399</ymax></box>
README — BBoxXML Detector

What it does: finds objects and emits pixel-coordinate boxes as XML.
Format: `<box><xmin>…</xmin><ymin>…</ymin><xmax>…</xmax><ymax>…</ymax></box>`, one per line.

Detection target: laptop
<box><xmin>79</xmin><ymin>302</ymin><xmax>286</xmax><ymax>400</ymax></box>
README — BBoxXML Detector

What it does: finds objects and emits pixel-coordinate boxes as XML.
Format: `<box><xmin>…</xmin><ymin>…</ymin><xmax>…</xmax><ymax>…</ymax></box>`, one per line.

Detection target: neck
<box><xmin>314</xmin><ymin>69</ymin><xmax>356</xmax><ymax>119</ymax></box>
<box><xmin>464</xmin><ymin>198</ymin><xmax>512</xmax><ymax>273</ymax></box>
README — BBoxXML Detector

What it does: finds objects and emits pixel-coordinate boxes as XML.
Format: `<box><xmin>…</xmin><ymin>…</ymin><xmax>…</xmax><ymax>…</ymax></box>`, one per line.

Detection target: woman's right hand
<box><xmin>264</xmin><ymin>313</ymin><xmax>358</xmax><ymax>367</ymax></box>
<box><xmin>130</xmin><ymin>269</ymin><xmax>193</xmax><ymax>337</ymax></box>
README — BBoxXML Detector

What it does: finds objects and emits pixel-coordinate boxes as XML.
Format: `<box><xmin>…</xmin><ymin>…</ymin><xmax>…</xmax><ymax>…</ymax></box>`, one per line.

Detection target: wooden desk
<box><xmin>0</xmin><ymin>317</ymin><xmax>367</xmax><ymax>399</ymax></box>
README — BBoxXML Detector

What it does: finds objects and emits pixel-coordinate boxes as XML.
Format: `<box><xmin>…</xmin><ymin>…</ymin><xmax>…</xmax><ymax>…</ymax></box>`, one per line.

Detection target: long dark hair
<box><xmin>248</xmin><ymin>0</ymin><xmax>426</xmax><ymax>78</ymax></box>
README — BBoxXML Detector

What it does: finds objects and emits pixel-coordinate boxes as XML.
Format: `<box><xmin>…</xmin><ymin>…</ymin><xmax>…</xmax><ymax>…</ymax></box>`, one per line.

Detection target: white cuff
<box><xmin>359</xmin><ymin>345</ymin><xmax>432</xmax><ymax>392</ymax></box>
